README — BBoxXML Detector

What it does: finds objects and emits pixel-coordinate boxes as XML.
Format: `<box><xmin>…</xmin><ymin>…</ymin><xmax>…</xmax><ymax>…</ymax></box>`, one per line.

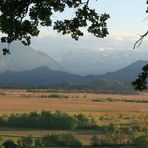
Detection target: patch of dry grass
<box><xmin>0</xmin><ymin>89</ymin><xmax>148</xmax><ymax>115</ymax></box>
<box><xmin>0</xmin><ymin>89</ymin><xmax>147</xmax><ymax>145</ymax></box>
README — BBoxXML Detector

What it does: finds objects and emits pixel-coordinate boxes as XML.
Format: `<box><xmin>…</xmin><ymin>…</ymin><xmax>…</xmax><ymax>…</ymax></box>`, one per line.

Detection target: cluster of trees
<box><xmin>91</xmin><ymin>123</ymin><xmax>128</xmax><ymax>146</ymax></box>
<box><xmin>0</xmin><ymin>111</ymin><xmax>97</xmax><ymax>130</ymax></box>
<box><xmin>91</xmin><ymin>123</ymin><xmax>148</xmax><ymax>148</ymax></box>
<box><xmin>16</xmin><ymin>133</ymin><xmax>82</xmax><ymax>147</ymax></box>
<box><xmin>1</xmin><ymin>132</ymin><xmax>148</xmax><ymax>148</ymax></box>
<box><xmin>2</xmin><ymin>133</ymin><xmax>82</xmax><ymax>148</ymax></box>
<box><xmin>0</xmin><ymin>111</ymin><xmax>146</xmax><ymax>133</ymax></box>
<box><xmin>39</xmin><ymin>93</ymin><xmax>69</xmax><ymax>98</ymax></box>
<box><xmin>36</xmin><ymin>133</ymin><xmax>82</xmax><ymax>147</ymax></box>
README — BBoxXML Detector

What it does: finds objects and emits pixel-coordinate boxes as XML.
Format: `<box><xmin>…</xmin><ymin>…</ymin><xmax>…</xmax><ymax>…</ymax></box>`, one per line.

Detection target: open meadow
<box><xmin>0</xmin><ymin>89</ymin><xmax>148</xmax><ymax>114</ymax></box>
<box><xmin>0</xmin><ymin>89</ymin><xmax>147</xmax><ymax>145</ymax></box>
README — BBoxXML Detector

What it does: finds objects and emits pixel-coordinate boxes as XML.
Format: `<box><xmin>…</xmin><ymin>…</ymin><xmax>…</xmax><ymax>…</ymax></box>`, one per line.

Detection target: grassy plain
<box><xmin>0</xmin><ymin>89</ymin><xmax>147</xmax><ymax>145</ymax></box>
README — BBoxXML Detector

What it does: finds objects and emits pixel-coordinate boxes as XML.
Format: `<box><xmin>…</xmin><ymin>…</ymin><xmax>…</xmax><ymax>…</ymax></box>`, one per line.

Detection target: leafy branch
<box><xmin>132</xmin><ymin>64</ymin><xmax>148</xmax><ymax>91</ymax></box>
<box><xmin>0</xmin><ymin>0</ymin><xmax>110</xmax><ymax>55</ymax></box>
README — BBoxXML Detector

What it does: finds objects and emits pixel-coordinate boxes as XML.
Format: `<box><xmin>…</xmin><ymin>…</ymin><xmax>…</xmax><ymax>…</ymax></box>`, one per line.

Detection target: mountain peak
<box><xmin>99</xmin><ymin>60</ymin><xmax>148</xmax><ymax>82</ymax></box>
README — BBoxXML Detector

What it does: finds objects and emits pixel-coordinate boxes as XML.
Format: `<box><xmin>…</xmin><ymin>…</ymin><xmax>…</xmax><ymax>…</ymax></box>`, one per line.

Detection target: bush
<box><xmin>34</xmin><ymin>137</ymin><xmax>42</xmax><ymax>147</ymax></box>
<box><xmin>133</xmin><ymin>134</ymin><xmax>148</xmax><ymax>148</ymax></box>
<box><xmin>91</xmin><ymin>135</ymin><xmax>100</xmax><ymax>146</ymax></box>
<box><xmin>20</xmin><ymin>135</ymin><xmax>33</xmax><ymax>147</ymax></box>
<box><xmin>41</xmin><ymin>133</ymin><xmax>82</xmax><ymax>146</ymax></box>
<box><xmin>3</xmin><ymin>140</ymin><xmax>17</xmax><ymax>148</ymax></box>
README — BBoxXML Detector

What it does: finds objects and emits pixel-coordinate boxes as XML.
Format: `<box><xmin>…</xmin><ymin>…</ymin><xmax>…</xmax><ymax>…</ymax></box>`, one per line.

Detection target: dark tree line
<box><xmin>3</xmin><ymin>133</ymin><xmax>82</xmax><ymax>147</ymax></box>
<box><xmin>2</xmin><ymin>131</ymin><xmax>148</xmax><ymax>147</ymax></box>
<box><xmin>0</xmin><ymin>111</ymin><xmax>97</xmax><ymax>130</ymax></box>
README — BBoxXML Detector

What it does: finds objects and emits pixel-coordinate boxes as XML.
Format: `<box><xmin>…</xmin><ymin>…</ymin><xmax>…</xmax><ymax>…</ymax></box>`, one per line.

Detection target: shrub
<box><xmin>41</xmin><ymin>133</ymin><xmax>82</xmax><ymax>146</ymax></box>
<box><xmin>133</xmin><ymin>134</ymin><xmax>148</xmax><ymax>148</ymax></box>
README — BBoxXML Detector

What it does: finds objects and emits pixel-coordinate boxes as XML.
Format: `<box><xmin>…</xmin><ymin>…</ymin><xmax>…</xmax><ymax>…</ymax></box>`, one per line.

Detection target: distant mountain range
<box><xmin>1</xmin><ymin>42</ymin><xmax>148</xmax><ymax>76</ymax></box>
<box><xmin>98</xmin><ymin>60</ymin><xmax>148</xmax><ymax>82</ymax></box>
<box><xmin>0</xmin><ymin>60</ymin><xmax>147</xmax><ymax>92</ymax></box>
<box><xmin>0</xmin><ymin>66</ymin><xmax>85</xmax><ymax>86</ymax></box>
<box><xmin>46</xmin><ymin>48</ymin><xmax>148</xmax><ymax>75</ymax></box>
<box><xmin>0</xmin><ymin>42</ymin><xmax>63</xmax><ymax>73</ymax></box>
<box><xmin>0</xmin><ymin>42</ymin><xmax>148</xmax><ymax>92</ymax></box>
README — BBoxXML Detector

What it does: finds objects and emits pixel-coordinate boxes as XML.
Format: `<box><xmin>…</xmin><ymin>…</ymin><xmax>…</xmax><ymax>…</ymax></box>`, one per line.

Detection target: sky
<box><xmin>0</xmin><ymin>0</ymin><xmax>147</xmax><ymax>75</ymax></box>
<box><xmin>93</xmin><ymin>0</ymin><xmax>147</xmax><ymax>33</ymax></box>
<box><xmin>30</xmin><ymin>0</ymin><xmax>148</xmax><ymax>55</ymax></box>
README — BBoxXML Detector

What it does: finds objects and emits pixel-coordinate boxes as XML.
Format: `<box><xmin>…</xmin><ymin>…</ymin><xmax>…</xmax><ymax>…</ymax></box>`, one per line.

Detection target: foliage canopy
<box><xmin>0</xmin><ymin>0</ymin><xmax>110</xmax><ymax>54</ymax></box>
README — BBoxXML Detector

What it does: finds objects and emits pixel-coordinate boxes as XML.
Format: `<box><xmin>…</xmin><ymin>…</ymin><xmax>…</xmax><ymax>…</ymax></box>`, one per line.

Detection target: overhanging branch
<box><xmin>133</xmin><ymin>30</ymin><xmax>148</xmax><ymax>49</ymax></box>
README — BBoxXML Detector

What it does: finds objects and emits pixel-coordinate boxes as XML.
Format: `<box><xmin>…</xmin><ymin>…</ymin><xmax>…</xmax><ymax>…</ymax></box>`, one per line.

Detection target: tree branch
<box><xmin>133</xmin><ymin>30</ymin><xmax>148</xmax><ymax>49</ymax></box>
<box><xmin>81</xmin><ymin>0</ymin><xmax>90</xmax><ymax>6</ymax></box>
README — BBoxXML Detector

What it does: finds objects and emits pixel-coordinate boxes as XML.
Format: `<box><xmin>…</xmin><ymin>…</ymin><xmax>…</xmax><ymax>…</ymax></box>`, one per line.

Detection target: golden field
<box><xmin>0</xmin><ymin>89</ymin><xmax>147</xmax><ymax>145</ymax></box>
<box><xmin>0</xmin><ymin>89</ymin><xmax>148</xmax><ymax>114</ymax></box>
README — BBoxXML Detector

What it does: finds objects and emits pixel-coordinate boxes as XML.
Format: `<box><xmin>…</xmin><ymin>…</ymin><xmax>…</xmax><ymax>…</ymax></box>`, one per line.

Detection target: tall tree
<box><xmin>0</xmin><ymin>0</ymin><xmax>110</xmax><ymax>55</ymax></box>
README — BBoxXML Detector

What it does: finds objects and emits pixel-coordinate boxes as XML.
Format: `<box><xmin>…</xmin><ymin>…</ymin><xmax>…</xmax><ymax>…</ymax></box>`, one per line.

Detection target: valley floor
<box><xmin>0</xmin><ymin>89</ymin><xmax>148</xmax><ymax>114</ymax></box>
<box><xmin>0</xmin><ymin>89</ymin><xmax>147</xmax><ymax>145</ymax></box>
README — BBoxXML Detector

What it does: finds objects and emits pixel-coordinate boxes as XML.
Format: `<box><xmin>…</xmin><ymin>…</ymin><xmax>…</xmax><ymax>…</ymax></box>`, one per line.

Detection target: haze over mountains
<box><xmin>0</xmin><ymin>43</ymin><xmax>63</xmax><ymax>73</ymax></box>
<box><xmin>43</xmin><ymin>48</ymin><xmax>148</xmax><ymax>75</ymax></box>
<box><xmin>0</xmin><ymin>42</ymin><xmax>148</xmax><ymax>92</ymax></box>
<box><xmin>0</xmin><ymin>58</ymin><xmax>147</xmax><ymax>92</ymax></box>
<box><xmin>1</xmin><ymin>42</ymin><xmax>148</xmax><ymax>76</ymax></box>
<box><xmin>0</xmin><ymin>59</ymin><xmax>146</xmax><ymax>84</ymax></box>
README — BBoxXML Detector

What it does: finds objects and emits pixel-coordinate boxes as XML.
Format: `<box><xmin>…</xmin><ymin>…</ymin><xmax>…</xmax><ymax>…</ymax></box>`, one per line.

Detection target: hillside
<box><xmin>0</xmin><ymin>66</ymin><xmax>84</xmax><ymax>86</ymax></box>
<box><xmin>0</xmin><ymin>59</ymin><xmax>146</xmax><ymax>92</ymax></box>
<box><xmin>98</xmin><ymin>60</ymin><xmax>148</xmax><ymax>82</ymax></box>
<box><xmin>0</xmin><ymin>42</ymin><xmax>63</xmax><ymax>73</ymax></box>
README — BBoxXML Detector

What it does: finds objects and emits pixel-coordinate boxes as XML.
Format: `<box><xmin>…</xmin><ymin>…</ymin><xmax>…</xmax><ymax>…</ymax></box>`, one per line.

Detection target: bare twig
<box><xmin>81</xmin><ymin>0</ymin><xmax>90</xmax><ymax>6</ymax></box>
<box><xmin>142</xmin><ymin>16</ymin><xmax>148</xmax><ymax>22</ymax></box>
<box><xmin>133</xmin><ymin>0</ymin><xmax>148</xmax><ymax>49</ymax></box>
<box><xmin>133</xmin><ymin>30</ymin><xmax>148</xmax><ymax>49</ymax></box>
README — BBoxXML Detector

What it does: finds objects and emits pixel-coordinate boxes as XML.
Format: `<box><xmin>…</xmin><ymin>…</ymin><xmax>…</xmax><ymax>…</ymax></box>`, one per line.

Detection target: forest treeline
<box><xmin>0</xmin><ymin>111</ymin><xmax>147</xmax><ymax>147</ymax></box>
<box><xmin>2</xmin><ymin>131</ymin><xmax>148</xmax><ymax>148</ymax></box>
<box><xmin>0</xmin><ymin>111</ymin><xmax>98</xmax><ymax>130</ymax></box>
<box><xmin>0</xmin><ymin>111</ymin><xmax>146</xmax><ymax>132</ymax></box>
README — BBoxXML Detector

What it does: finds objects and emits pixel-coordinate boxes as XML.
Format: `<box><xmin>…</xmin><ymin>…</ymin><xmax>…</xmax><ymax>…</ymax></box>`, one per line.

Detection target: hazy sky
<box><xmin>31</xmin><ymin>0</ymin><xmax>148</xmax><ymax>54</ymax></box>
<box><xmin>83</xmin><ymin>0</ymin><xmax>147</xmax><ymax>33</ymax></box>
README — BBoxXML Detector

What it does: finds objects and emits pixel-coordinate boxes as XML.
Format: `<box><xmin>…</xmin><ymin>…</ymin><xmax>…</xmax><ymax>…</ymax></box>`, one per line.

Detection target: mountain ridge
<box><xmin>98</xmin><ymin>60</ymin><xmax>148</xmax><ymax>82</ymax></box>
<box><xmin>0</xmin><ymin>60</ymin><xmax>147</xmax><ymax>92</ymax></box>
